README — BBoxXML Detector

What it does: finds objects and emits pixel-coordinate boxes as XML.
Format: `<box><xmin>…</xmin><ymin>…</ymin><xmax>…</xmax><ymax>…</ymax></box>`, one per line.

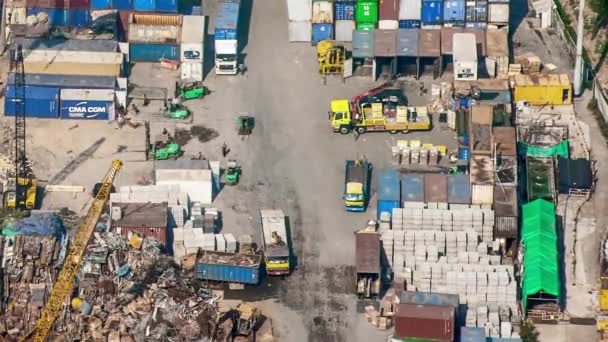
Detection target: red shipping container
<box><xmin>394</xmin><ymin>304</ymin><xmax>455</xmax><ymax>341</ymax></box>
<box><xmin>113</xmin><ymin>202</ymin><xmax>169</xmax><ymax>245</ymax></box>
<box><xmin>379</xmin><ymin>0</ymin><xmax>399</xmax><ymax>20</ymax></box>
<box><xmin>26</xmin><ymin>0</ymin><xmax>90</xmax><ymax>9</ymax></box>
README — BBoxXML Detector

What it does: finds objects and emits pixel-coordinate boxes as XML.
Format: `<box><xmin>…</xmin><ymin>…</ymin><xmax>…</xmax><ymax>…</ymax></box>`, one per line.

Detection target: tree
<box><xmin>590</xmin><ymin>0</ymin><xmax>608</xmax><ymax>38</ymax></box>
<box><xmin>520</xmin><ymin>319</ymin><xmax>540</xmax><ymax>342</ymax></box>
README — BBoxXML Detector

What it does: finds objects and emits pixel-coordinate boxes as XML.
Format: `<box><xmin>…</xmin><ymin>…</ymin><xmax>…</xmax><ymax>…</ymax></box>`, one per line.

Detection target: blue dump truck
<box><xmin>377</xmin><ymin>170</ymin><xmax>400</xmax><ymax>219</ymax></box>
<box><xmin>344</xmin><ymin>159</ymin><xmax>372</xmax><ymax>212</ymax></box>
<box><xmin>196</xmin><ymin>250</ymin><xmax>262</xmax><ymax>285</ymax></box>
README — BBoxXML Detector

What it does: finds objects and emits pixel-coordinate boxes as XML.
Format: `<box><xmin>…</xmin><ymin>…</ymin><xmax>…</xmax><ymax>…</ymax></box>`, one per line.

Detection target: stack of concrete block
<box><xmin>456</xmin><ymin>232</ymin><xmax>467</xmax><ymax>252</ymax></box>
<box><xmin>403</xmin><ymin>202</ymin><xmax>426</xmax><ymax>209</ymax></box>
<box><xmin>171</xmin><ymin>205</ymin><xmax>186</xmax><ymax>228</ymax></box>
<box><xmin>500</xmin><ymin>321</ymin><xmax>512</xmax><ymax>338</ymax></box>
<box><xmin>215</xmin><ymin>234</ymin><xmax>226</xmax><ymax>252</ymax></box>
<box><xmin>446</xmin><ymin>232</ymin><xmax>457</xmax><ymax>257</ymax></box>
<box><xmin>225</xmin><ymin>233</ymin><xmax>237</xmax><ymax>252</ymax></box>
<box><xmin>416</xmin><ymin>263</ymin><xmax>431</xmax><ymax>292</ymax></box>
<box><xmin>392</xmin><ymin>208</ymin><xmax>403</xmax><ymax>230</ymax></box>
<box><xmin>482</xmin><ymin>209</ymin><xmax>495</xmax><ymax>242</ymax></box>
<box><xmin>466</xmin><ymin>308</ymin><xmax>477</xmax><ymax>327</ymax></box>
<box><xmin>404</xmin><ymin>231</ymin><xmax>415</xmax><ymax>254</ymax></box>
<box><xmin>442</xmin><ymin>210</ymin><xmax>453</xmax><ymax>231</ymax></box>
<box><xmin>415</xmin><ymin>245</ymin><xmax>426</xmax><ymax>264</ymax></box>
<box><xmin>477</xmin><ymin>306</ymin><xmax>488</xmax><ymax>328</ymax></box>
<box><xmin>381</xmin><ymin>230</ymin><xmax>394</xmax><ymax>269</ymax></box>
<box><xmin>467</xmin><ymin>232</ymin><xmax>479</xmax><ymax>251</ymax></box>
<box><xmin>472</xmin><ymin>209</ymin><xmax>483</xmax><ymax>236</ymax></box>
<box><xmin>202</xmin><ymin>233</ymin><xmax>216</xmax><ymax>251</ymax></box>
<box><xmin>183</xmin><ymin>229</ymin><xmax>198</xmax><ymax>254</ymax></box>
<box><xmin>489</xmin><ymin>255</ymin><xmax>502</xmax><ymax>265</ymax></box>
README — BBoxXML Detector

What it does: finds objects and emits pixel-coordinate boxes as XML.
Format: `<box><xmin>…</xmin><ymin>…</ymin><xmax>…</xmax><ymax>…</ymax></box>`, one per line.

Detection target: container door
<box><xmin>343</xmin><ymin>58</ymin><xmax>353</xmax><ymax>79</ymax></box>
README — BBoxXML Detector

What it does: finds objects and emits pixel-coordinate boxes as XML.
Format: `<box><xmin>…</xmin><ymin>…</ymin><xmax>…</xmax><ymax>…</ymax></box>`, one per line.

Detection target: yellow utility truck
<box><xmin>260</xmin><ymin>209</ymin><xmax>291</xmax><ymax>276</ymax></box>
<box><xmin>329</xmin><ymin>85</ymin><xmax>431</xmax><ymax>134</ymax></box>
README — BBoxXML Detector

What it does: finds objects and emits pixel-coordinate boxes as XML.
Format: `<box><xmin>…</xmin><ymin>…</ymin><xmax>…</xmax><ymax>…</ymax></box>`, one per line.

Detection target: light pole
<box><xmin>574</xmin><ymin>0</ymin><xmax>586</xmax><ymax>96</ymax></box>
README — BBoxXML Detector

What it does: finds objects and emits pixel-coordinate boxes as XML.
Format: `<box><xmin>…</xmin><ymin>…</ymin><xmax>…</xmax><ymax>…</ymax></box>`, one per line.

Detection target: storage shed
<box><xmin>113</xmin><ymin>202</ymin><xmax>168</xmax><ymax>245</ymax></box>
<box><xmin>396</xmin><ymin>28</ymin><xmax>418</xmax><ymax>76</ymax></box>
<box><xmin>453</xmin><ymin>32</ymin><xmax>477</xmax><ymax>81</ymax></box>
<box><xmin>513</xmin><ymin>74</ymin><xmax>573</xmax><ymax>105</ymax></box>
<box><xmin>557</xmin><ymin>158</ymin><xmax>593</xmax><ymax>194</ymax></box>
<box><xmin>485</xmin><ymin>28</ymin><xmax>509</xmax><ymax>77</ymax></box>
<box><xmin>417</xmin><ymin>29</ymin><xmax>442</xmax><ymax>79</ymax></box>
<box><xmin>155</xmin><ymin>160</ymin><xmax>214</xmax><ymax>205</ymax></box>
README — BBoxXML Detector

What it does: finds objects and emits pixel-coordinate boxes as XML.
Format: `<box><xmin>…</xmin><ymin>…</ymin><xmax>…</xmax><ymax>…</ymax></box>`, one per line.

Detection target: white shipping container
<box><xmin>335</xmin><ymin>20</ymin><xmax>355</xmax><ymax>42</ymax></box>
<box><xmin>181</xmin><ymin>61</ymin><xmax>203</xmax><ymax>81</ymax></box>
<box><xmin>312</xmin><ymin>1</ymin><xmax>334</xmax><ymax>24</ymax></box>
<box><xmin>156</xmin><ymin>169</ymin><xmax>213</xmax><ymax>205</ymax></box>
<box><xmin>378</xmin><ymin>20</ymin><xmax>399</xmax><ymax>30</ymax></box>
<box><xmin>287</xmin><ymin>0</ymin><xmax>312</xmax><ymax>21</ymax></box>
<box><xmin>215</xmin><ymin>39</ymin><xmax>237</xmax><ymax>54</ymax></box>
<box><xmin>60</xmin><ymin>88</ymin><xmax>115</xmax><ymax>101</ymax></box>
<box><xmin>128</xmin><ymin>24</ymin><xmax>180</xmax><ymax>43</ymax></box>
<box><xmin>288</xmin><ymin>20</ymin><xmax>312</xmax><ymax>42</ymax></box>
<box><xmin>471</xmin><ymin>185</ymin><xmax>494</xmax><ymax>205</ymax></box>
<box><xmin>399</xmin><ymin>0</ymin><xmax>422</xmax><ymax>20</ymax></box>
<box><xmin>181</xmin><ymin>15</ymin><xmax>205</xmax><ymax>43</ymax></box>
<box><xmin>181</xmin><ymin>42</ymin><xmax>203</xmax><ymax>62</ymax></box>
<box><xmin>453</xmin><ymin>33</ymin><xmax>478</xmax><ymax>81</ymax></box>
<box><xmin>488</xmin><ymin>3</ymin><xmax>509</xmax><ymax>24</ymax></box>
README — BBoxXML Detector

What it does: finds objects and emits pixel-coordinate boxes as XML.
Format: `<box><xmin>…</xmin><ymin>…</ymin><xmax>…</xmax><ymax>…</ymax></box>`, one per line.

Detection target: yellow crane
<box><xmin>24</xmin><ymin>160</ymin><xmax>122</xmax><ymax>342</ymax></box>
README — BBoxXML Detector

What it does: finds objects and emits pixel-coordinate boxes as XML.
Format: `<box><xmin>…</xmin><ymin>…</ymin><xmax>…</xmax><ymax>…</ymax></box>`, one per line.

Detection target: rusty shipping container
<box><xmin>469</xmin><ymin>105</ymin><xmax>493</xmax><ymax>155</ymax></box>
<box><xmin>131</xmin><ymin>13</ymin><xmax>182</xmax><ymax>26</ymax></box>
<box><xmin>379</xmin><ymin>0</ymin><xmax>399</xmax><ymax>20</ymax></box>
<box><xmin>128</xmin><ymin>24</ymin><xmax>181</xmax><ymax>43</ymax></box>
<box><xmin>356</xmin><ymin>230</ymin><xmax>381</xmax><ymax>274</ymax></box>
<box><xmin>424</xmin><ymin>173</ymin><xmax>448</xmax><ymax>203</ymax></box>
<box><xmin>440</xmin><ymin>26</ymin><xmax>463</xmax><ymax>55</ymax></box>
<box><xmin>114</xmin><ymin>202</ymin><xmax>169</xmax><ymax>245</ymax></box>
<box><xmin>418</xmin><ymin>29</ymin><xmax>441</xmax><ymax>57</ymax></box>
<box><xmin>27</xmin><ymin>0</ymin><xmax>90</xmax><ymax>8</ymax></box>
<box><xmin>374</xmin><ymin>29</ymin><xmax>397</xmax><ymax>56</ymax></box>
<box><xmin>394</xmin><ymin>303</ymin><xmax>455</xmax><ymax>341</ymax></box>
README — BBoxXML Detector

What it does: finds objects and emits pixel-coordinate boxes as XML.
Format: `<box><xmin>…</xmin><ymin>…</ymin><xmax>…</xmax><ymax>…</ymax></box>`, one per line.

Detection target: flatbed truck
<box><xmin>356</xmin><ymin>221</ymin><xmax>381</xmax><ymax>298</ymax></box>
<box><xmin>261</xmin><ymin>209</ymin><xmax>291</xmax><ymax>276</ymax></box>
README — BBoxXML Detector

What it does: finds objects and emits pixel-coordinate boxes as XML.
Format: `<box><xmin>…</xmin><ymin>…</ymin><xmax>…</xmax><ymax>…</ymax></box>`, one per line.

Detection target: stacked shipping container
<box><xmin>288</xmin><ymin>0</ymin><xmax>312</xmax><ymax>42</ymax></box>
<box><xmin>312</xmin><ymin>1</ymin><xmax>334</xmax><ymax>44</ymax></box>
<box><xmin>127</xmin><ymin>13</ymin><xmax>181</xmax><ymax>61</ymax></box>
<box><xmin>180</xmin><ymin>15</ymin><xmax>205</xmax><ymax>81</ymax></box>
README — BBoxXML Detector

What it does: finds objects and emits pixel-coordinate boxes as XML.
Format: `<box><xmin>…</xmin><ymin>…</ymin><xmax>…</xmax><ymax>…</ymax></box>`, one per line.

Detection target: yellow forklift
<box><xmin>317</xmin><ymin>40</ymin><xmax>346</xmax><ymax>84</ymax></box>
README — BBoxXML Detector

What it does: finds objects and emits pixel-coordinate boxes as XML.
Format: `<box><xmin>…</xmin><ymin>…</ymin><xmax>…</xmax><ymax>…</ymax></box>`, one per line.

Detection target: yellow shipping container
<box><xmin>23</xmin><ymin>51</ymin><xmax>122</xmax><ymax>77</ymax></box>
<box><xmin>598</xmin><ymin>315</ymin><xmax>608</xmax><ymax>331</ymax></box>
<box><xmin>513</xmin><ymin>73</ymin><xmax>572</xmax><ymax>105</ymax></box>
<box><xmin>600</xmin><ymin>290</ymin><xmax>608</xmax><ymax>311</ymax></box>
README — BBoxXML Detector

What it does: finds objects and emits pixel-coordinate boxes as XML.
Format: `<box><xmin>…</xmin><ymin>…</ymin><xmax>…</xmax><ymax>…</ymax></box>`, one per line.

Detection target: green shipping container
<box><xmin>356</xmin><ymin>1</ymin><xmax>378</xmax><ymax>23</ymax></box>
<box><xmin>356</xmin><ymin>22</ymin><xmax>376</xmax><ymax>30</ymax></box>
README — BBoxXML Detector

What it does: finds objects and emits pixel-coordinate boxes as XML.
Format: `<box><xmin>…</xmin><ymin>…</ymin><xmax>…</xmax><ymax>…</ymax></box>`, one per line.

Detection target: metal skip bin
<box><xmin>59</xmin><ymin>89</ymin><xmax>115</xmax><ymax>120</ymax></box>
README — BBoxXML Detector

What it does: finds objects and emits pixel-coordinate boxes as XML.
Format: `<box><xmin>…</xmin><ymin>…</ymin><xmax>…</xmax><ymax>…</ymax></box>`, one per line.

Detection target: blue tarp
<box><xmin>3</xmin><ymin>213</ymin><xmax>66</xmax><ymax>240</ymax></box>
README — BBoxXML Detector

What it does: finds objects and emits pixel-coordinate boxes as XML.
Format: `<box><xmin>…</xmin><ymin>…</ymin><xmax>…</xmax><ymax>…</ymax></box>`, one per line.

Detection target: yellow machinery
<box><xmin>234</xmin><ymin>303</ymin><xmax>261</xmax><ymax>336</ymax></box>
<box><xmin>317</xmin><ymin>40</ymin><xmax>345</xmax><ymax>76</ymax></box>
<box><xmin>7</xmin><ymin>178</ymin><xmax>37</xmax><ymax>209</ymax></box>
<box><xmin>25</xmin><ymin>160</ymin><xmax>122</xmax><ymax>342</ymax></box>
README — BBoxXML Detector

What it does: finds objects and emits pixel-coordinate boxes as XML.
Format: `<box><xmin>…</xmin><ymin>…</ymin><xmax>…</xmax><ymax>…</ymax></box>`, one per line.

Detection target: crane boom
<box><xmin>28</xmin><ymin>160</ymin><xmax>122</xmax><ymax>342</ymax></box>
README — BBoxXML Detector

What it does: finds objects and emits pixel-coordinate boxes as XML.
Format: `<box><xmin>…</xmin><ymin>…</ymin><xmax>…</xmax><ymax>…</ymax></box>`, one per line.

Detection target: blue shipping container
<box><xmin>155</xmin><ymin>0</ymin><xmax>178</xmax><ymax>13</ymax></box>
<box><xmin>443</xmin><ymin>0</ymin><xmax>465</xmax><ymax>22</ymax></box>
<box><xmin>215</xmin><ymin>2</ymin><xmax>240</xmax><ymax>40</ymax></box>
<box><xmin>400</xmin><ymin>291</ymin><xmax>459</xmax><ymax>308</ymax></box>
<box><xmin>378</xmin><ymin>170</ymin><xmax>401</xmax><ymax>201</ymax></box>
<box><xmin>91</xmin><ymin>0</ymin><xmax>112</xmax><ymax>9</ymax></box>
<box><xmin>133</xmin><ymin>0</ymin><xmax>154</xmax><ymax>11</ymax></box>
<box><xmin>447</xmin><ymin>174</ymin><xmax>471</xmax><ymax>204</ymax></box>
<box><xmin>312</xmin><ymin>23</ymin><xmax>333</xmax><ymax>45</ymax></box>
<box><xmin>460</xmin><ymin>327</ymin><xmax>486</xmax><ymax>342</ymax></box>
<box><xmin>196</xmin><ymin>262</ymin><xmax>261</xmax><ymax>284</ymax></box>
<box><xmin>421</xmin><ymin>0</ymin><xmax>443</xmax><ymax>25</ymax></box>
<box><xmin>399</xmin><ymin>20</ymin><xmax>421</xmax><ymax>28</ymax></box>
<box><xmin>4</xmin><ymin>86</ymin><xmax>59</xmax><ymax>119</ymax></box>
<box><xmin>401</xmin><ymin>174</ymin><xmax>424</xmax><ymax>203</ymax></box>
<box><xmin>335</xmin><ymin>2</ymin><xmax>355</xmax><ymax>20</ymax></box>
<box><xmin>458</xmin><ymin>146</ymin><xmax>470</xmax><ymax>160</ymax></box>
<box><xmin>113</xmin><ymin>0</ymin><xmax>133</xmax><ymax>9</ymax></box>
<box><xmin>69</xmin><ymin>9</ymin><xmax>91</xmax><ymax>27</ymax></box>
<box><xmin>8</xmin><ymin>73</ymin><xmax>116</xmax><ymax>89</ymax></box>
<box><xmin>60</xmin><ymin>100</ymin><xmax>112</xmax><ymax>120</ymax></box>
<box><xmin>129</xmin><ymin>43</ymin><xmax>179</xmax><ymax>61</ymax></box>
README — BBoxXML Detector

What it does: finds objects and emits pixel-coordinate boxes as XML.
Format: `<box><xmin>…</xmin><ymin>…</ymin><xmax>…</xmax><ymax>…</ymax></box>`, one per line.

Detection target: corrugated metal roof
<box><xmin>114</xmin><ymin>202</ymin><xmax>168</xmax><ymax>228</ymax></box>
<box><xmin>374</xmin><ymin>29</ymin><xmax>397</xmax><ymax>56</ymax></box>
<box><xmin>493</xmin><ymin>127</ymin><xmax>517</xmax><ymax>156</ymax></box>
<box><xmin>514</xmin><ymin>73</ymin><xmax>571</xmax><ymax>87</ymax></box>
<box><xmin>417</xmin><ymin>29</ymin><xmax>441</xmax><ymax>57</ymax></box>
<box><xmin>397</xmin><ymin>28</ymin><xmax>418</xmax><ymax>57</ymax></box>
<box><xmin>470</xmin><ymin>155</ymin><xmax>494</xmax><ymax>185</ymax></box>
<box><xmin>440</xmin><ymin>26</ymin><xmax>463</xmax><ymax>55</ymax></box>
<box><xmin>356</xmin><ymin>231</ymin><xmax>380</xmax><ymax>273</ymax></box>
<box><xmin>395</xmin><ymin>303</ymin><xmax>454</xmax><ymax>319</ymax></box>
<box><xmin>155</xmin><ymin>160</ymin><xmax>211</xmax><ymax>170</ymax></box>
<box><xmin>493</xmin><ymin>185</ymin><xmax>518</xmax><ymax>217</ymax></box>
<box><xmin>424</xmin><ymin>173</ymin><xmax>448</xmax><ymax>203</ymax></box>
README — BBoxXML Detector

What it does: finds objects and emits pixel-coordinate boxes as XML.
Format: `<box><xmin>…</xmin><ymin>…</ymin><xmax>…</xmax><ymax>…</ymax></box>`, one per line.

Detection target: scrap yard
<box><xmin>0</xmin><ymin>0</ymin><xmax>606</xmax><ymax>341</ymax></box>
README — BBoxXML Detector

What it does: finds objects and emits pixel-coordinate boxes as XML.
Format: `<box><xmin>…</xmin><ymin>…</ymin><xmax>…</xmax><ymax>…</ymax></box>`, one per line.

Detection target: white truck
<box><xmin>214</xmin><ymin>1</ymin><xmax>240</xmax><ymax>75</ymax></box>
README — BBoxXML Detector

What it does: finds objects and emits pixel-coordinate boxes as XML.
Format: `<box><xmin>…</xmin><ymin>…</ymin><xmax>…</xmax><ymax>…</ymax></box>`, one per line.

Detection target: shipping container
<box><xmin>447</xmin><ymin>174</ymin><xmax>470</xmax><ymax>204</ymax></box>
<box><xmin>424</xmin><ymin>174</ymin><xmax>448</xmax><ymax>203</ymax></box>
<box><xmin>288</xmin><ymin>0</ymin><xmax>312</xmax><ymax>21</ymax></box>
<box><xmin>401</xmin><ymin>174</ymin><xmax>424</xmax><ymax>203</ymax></box>
<box><xmin>421</xmin><ymin>0</ymin><xmax>443</xmax><ymax>25</ymax></box>
<box><xmin>27</xmin><ymin>8</ymin><xmax>67</xmax><ymax>26</ymax></box>
<box><xmin>335</xmin><ymin>20</ymin><xmax>355</xmax><ymax>42</ymax></box>
<box><xmin>289</xmin><ymin>21</ymin><xmax>312</xmax><ymax>42</ymax></box>
<box><xmin>155</xmin><ymin>0</ymin><xmax>178</xmax><ymax>13</ymax></box>
<box><xmin>68</xmin><ymin>9</ymin><xmax>92</xmax><ymax>27</ymax></box>
<box><xmin>357</xmin><ymin>22</ymin><xmax>376</xmax><ymax>30</ymax></box>
<box><xmin>133</xmin><ymin>0</ymin><xmax>154</xmax><ymax>11</ymax></box>
<box><xmin>397</xmin><ymin>28</ymin><xmax>418</xmax><ymax>56</ymax></box>
<box><xmin>374</xmin><ymin>29</ymin><xmax>397</xmax><ymax>56</ymax></box>
<box><xmin>453</xmin><ymin>32</ymin><xmax>478</xmax><ymax>81</ymax></box>
<box><xmin>379</xmin><ymin>20</ymin><xmax>399</xmax><ymax>29</ymax></box>
<box><xmin>440</xmin><ymin>26</ymin><xmax>462</xmax><ymax>55</ymax></box>
<box><xmin>471</xmin><ymin>184</ymin><xmax>493</xmax><ymax>204</ymax></box>
<box><xmin>460</xmin><ymin>327</ymin><xmax>486</xmax><ymax>342</ymax></box>
<box><xmin>23</xmin><ymin>50</ymin><xmax>123</xmax><ymax>76</ymax></box>
<box><xmin>91</xmin><ymin>0</ymin><xmax>112</xmax><ymax>9</ymax></box>
<box><xmin>131</xmin><ymin>12</ymin><xmax>181</xmax><ymax>25</ymax></box>
<box><xmin>114</xmin><ymin>0</ymin><xmax>132</xmax><ymax>9</ymax></box>
<box><xmin>195</xmin><ymin>251</ymin><xmax>262</xmax><ymax>284</ymax></box>
<box><xmin>312</xmin><ymin>1</ymin><xmax>334</xmax><ymax>24</ymax></box>
<box><xmin>417</xmin><ymin>29</ymin><xmax>441</xmax><ymax>57</ymax></box>
<box><xmin>601</xmin><ymin>289</ymin><xmax>608</xmax><ymax>311</ymax></box>
<box><xmin>335</xmin><ymin>1</ymin><xmax>355</xmax><ymax>20</ymax></box>
<box><xmin>181</xmin><ymin>43</ymin><xmax>203</xmax><ymax>62</ymax></box>
<box><xmin>469</xmin><ymin>105</ymin><xmax>493</xmax><ymax>155</ymax></box>
<box><xmin>377</xmin><ymin>170</ymin><xmax>400</xmax><ymax>218</ymax></box>
<box><xmin>15</xmin><ymin>38</ymin><xmax>118</xmax><ymax>52</ymax></box>
<box><xmin>399</xmin><ymin>20</ymin><xmax>421</xmax><ymax>28</ymax></box>
<box><xmin>181</xmin><ymin>15</ymin><xmax>205</xmax><ymax>42</ymax></box>
<box><xmin>356</xmin><ymin>1</ymin><xmax>379</xmax><ymax>23</ymax></box>
<box><xmin>379</xmin><ymin>0</ymin><xmax>399</xmax><ymax>20</ymax></box>
<box><xmin>513</xmin><ymin>74</ymin><xmax>573</xmax><ymax>105</ymax></box>
<box><xmin>488</xmin><ymin>2</ymin><xmax>509</xmax><ymax>23</ymax></box>
<box><xmin>129</xmin><ymin>43</ymin><xmax>179</xmax><ymax>61</ymax></box>
<box><xmin>312</xmin><ymin>23</ymin><xmax>333</xmax><ymax>45</ymax></box>
<box><xmin>128</xmin><ymin>24</ymin><xmax>180</xmax><ymax>43</ymax></box>
<box><xmin>8</xmin><ymin>73</ymin><xmax>116</xmax><ymax>89</ymax></box>
<box><xmin>485</xmin><ymin>28</ymin><xmax>508</xmax><ymax>76</ymax></box>
<box><xmin>400</xmin><ymin>291</ymin><xmax>459</xmax><ymax>308</ymax></box>
<box><xmin>215</xmin><ymin>2</ymin><xmax>240</xmax><ymax>40</ymax></box>
<box><xmin>394</xmin><ymin>303</ymin><xmax>455</xmax><ymax>341</ymax></box>
<box><xmin>5</xmin><ymin>85</ymin><xmax>60</xmax><ymax>118</ymax></box>
<box><xmin>353</xmin><ymin>30</ymin><xmax>374</xmax><ymax>57</ymax></box>
<box><xmin>466</xmin><ymin>0</ymin><xmax>487</xmax><ymax>22</ymax></box>
<box><xmin>399</xmin><ymin>0</ymin><xmax>421</xmax><ymax>20</ymax></box>
<box><xmin>181</xmin><ymin>61</ymin><xmax>203</xmax><ymax>81</ymax></box>
<box><xmin>26</xmin><ymin>0</ymin><xmax>90</xmax><ymax>8</ymax></box>
<box><xmin>470</xmin><ymin>155</ymin><xmax>493</xmax><ymax>184</ymax></box>
<box><xmin>59</xmin><ymin>88</ymin><xmax>114</xmax><ymax>120</ymax></box>
<box><xmin>443</xmin><ymin>0</ymin><xmax>465</xmax><ymax>22</ymax></box>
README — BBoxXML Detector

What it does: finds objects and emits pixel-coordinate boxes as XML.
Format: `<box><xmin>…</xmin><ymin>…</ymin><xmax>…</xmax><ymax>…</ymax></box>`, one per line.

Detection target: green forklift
<box><xmin>164</xmin><ymin>102</ymin><xmax>191</xmax><ymax>120</ymax></box>
<box><xmin>150</xmin><ymin>142</ymin><xmax>182</xmax><ymax>160</ymax></box>
<box><xmin>175</xmin><ymin>81</ymin><xmax>208</xmax><ymax>101</ymax></box>
<box><xmin>225</xmin><ymin>160</ymin><xmax>241</xmax><ymax>185</ymax></box>
<box><xmin>237</xmin><ymin>115</ymin><xmax>255</xmax><ymax>136</ymax></box>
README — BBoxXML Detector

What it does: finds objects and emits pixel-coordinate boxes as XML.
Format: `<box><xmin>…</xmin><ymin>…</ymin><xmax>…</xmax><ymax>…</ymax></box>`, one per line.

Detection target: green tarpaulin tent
<box><xmin>521</xmin><ymin>199</ymin><xmax>561</xmax><ymax>312</ymax></box>
<box><xmin>518</xmin><ymin>140</ymin><xmax>570</xmax><ymax>158</ymax></box>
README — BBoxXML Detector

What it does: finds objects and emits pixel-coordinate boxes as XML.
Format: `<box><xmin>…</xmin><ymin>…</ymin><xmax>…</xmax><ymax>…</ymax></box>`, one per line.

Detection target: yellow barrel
<box><xmin>71</xmin><ymin>297</ymin><xmax>82</xmax><ymax>310</ymax></box>
<box><xmin>317</xmin><ymin>40</ymin><xmax>334</xmax><ymax>57</ymax></box>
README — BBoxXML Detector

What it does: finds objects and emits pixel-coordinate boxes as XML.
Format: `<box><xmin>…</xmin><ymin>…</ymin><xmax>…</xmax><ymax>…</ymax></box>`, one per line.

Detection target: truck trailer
<box><xmin>215</xmin><ymin>0</ymin><xmax>240</xmax><ymax>75</ymax></box>
<box><xmin>260</xmin><ymin>209</ymin><xmax>291</xmax><ymax>276</ymax></box>
<box><xmin>344</xmin><ymin>159</ymin><xmax>372</xmax><ymax>212</ymax></box>
<box><xmin>355</xmin><ymin>221</ymin><xmax>381</xmax><ymax>298</ymax></box>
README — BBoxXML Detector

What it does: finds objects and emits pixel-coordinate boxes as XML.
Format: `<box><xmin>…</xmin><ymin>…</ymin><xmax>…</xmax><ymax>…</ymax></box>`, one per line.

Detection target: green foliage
<box><xmin>520</xmin><ymin>320</ymin><xmax>540</xmax><ymax>342</ymax></box>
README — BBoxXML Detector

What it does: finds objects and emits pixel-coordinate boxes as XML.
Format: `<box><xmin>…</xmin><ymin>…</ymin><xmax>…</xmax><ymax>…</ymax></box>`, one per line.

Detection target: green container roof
<box><xmin>521</xmin><ymin>199</ymin><xmax>560</xmax><ymax>311</ymax></box>
<box><xmin>356</xmin><ymin>1</ymin><xmax>378</xmax><ymax>23</ymax></box>
<box><xmin>518</xmin><ymin>140</ymin><xmax>570</xmax><ymax>158</ymax></box>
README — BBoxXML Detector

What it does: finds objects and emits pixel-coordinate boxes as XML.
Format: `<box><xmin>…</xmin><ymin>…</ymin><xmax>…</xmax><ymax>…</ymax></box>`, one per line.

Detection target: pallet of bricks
<box><xmin>387</xmin><ymin>204</ymin><xmax>520</xmax><ymax>339</ymax></box>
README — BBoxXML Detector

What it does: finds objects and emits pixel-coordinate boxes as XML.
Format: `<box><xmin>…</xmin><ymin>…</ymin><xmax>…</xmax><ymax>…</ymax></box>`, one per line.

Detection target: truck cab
<box><xmin>215</xmin><ymin>40</ymin><xmax>239</xmax><ymax>75</ymax></box>
<box><xmin>330</xmin><ymin>99</ymin><xmax>352</xmax><ymax>134</ymax></box>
